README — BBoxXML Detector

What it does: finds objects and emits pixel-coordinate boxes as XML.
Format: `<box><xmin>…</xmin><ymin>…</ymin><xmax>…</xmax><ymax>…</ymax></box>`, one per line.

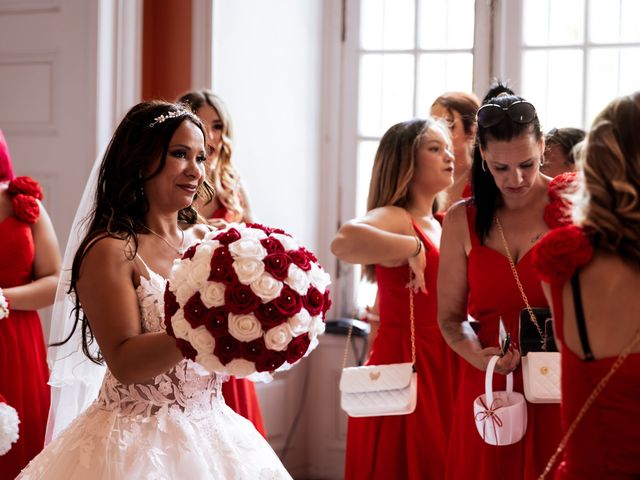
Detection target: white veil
<box><xmin>45</xmin><ymin>154</ymin><xmax>106</xmax><ymax>443</ymax></box>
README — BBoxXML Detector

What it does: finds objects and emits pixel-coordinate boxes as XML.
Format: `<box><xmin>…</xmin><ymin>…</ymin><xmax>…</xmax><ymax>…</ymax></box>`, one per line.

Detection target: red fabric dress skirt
<box><xmin>345</xmin><ymin>221</ymin><xmax>456</xmax><ymax>479</ymax></box>
<box><xmin>0</xmin><ymin>217</ymin><xmax>50</xmax><ymax>479</ymax></box>
<box><xmin>445</xmin><ymin>204</ymin><xmax>562</xmax><ymax>480</ymax></box>
<box><xmin>548</xmin><ymin>271</ymin><xmax>640</xmax><ymax>479</ymax></box>
<box><xmin>209</xmin><ymin>204</ymin><xmax>266</xmax><ymax>437</ymax></box>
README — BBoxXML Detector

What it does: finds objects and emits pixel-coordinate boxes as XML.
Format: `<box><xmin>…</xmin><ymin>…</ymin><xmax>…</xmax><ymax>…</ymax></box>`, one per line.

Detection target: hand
<box><xmin>406</xmin><ymin>246</ymin><xmax>427</xmax><ymax>294</ymax></box>
<box><xmin>475</xmin><ymin>345</ymin><xmax>521</xmax><ymax>374</ymax></box>
<box><xmin>207</xmin><ymin>218</ymin><xmax>228</xmax><ymax>229</ymax></box>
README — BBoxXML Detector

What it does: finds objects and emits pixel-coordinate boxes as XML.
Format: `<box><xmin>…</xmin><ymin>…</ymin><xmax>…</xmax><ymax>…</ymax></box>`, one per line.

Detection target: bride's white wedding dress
<box><xmin>19</xmin><ymin>264</ymin><xmax>292</xmax><ymax>479</ymax></box>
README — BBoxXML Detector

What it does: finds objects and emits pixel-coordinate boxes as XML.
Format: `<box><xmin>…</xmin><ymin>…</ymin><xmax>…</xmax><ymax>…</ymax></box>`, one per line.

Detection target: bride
<box><xmin>19</xmin><ymin>101</ymin><xmax>292</xmax><ymax>479</ymax></box>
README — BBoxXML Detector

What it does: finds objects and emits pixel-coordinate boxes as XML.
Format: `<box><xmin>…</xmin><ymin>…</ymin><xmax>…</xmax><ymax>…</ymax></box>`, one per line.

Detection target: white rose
<box><xmin>188</xmin><ymin>325</ymin><xmax>215</xmax><ymax>354</ymax></box>
<box><xmin>228</xmin><ymin>313</ymin><xmax>263</xmax><ymax>342</ymax></box>
<box><xmin>286</xmin><ymin>264</ymin><xmax>310</xmax><ymax>295</ymax></box>
<box><xmin>228</xmin><ymin>237</ymin><xmax>267</xmax><ymax>260</ymax></box>
<box><xmin>200</xmin><ymin>281</ymin><xmax>226</xmax><ymax>308</ymax></box>
<box><xmin>288</xmin><ymin>308</ymin><xmax>311</xmax><ymax>336</ymax></box>
<box><xmin>192</xmin><ymin>243</ymin><xmax>214</xmax><ymax>264</ymax></box>
<box><xmin>310</xmin><ymin>315</ymin><xmax>326</xmax><ymax>336</ymax></box>
<box><xmin>175</xmin><ymin>282</ymin><xmax>195</xmax><ymax>306</ymax></box>
<box><xmin>308</xmin><ymin>263</ymin><xmax>331</xmax><ymax>293</ymax></box>
<box><xmin>225</xmin><ymin>358</ymin><xmax>257</xmax><ymax>378</ymax></box>
<box><xmin>171</xmin><ymin>312</ymin><xmax>191</xmax><ymax>340</ymax></box>
<box><xmin>232</xmin><ymin>257</ymin><xmax>265</xmax><ymax>284</ymax></box>
<box><xmin>186</xmin><ymin>256</ymin><xmax>212</xmax><ymax>291</ymax></box>
<box><xmin>197</xmin><ymin>353</ymin><xmax>226</xmax><ymax>374</ymax></box>
<box><xmin>250</xmin><ymin>273</ymin><xmax>283</xmax><ymax>302</ymax></box>
<box><xmin>270</xmin><ymin>233</ymin><xmax>298</xmax><ymax>251</ymax></box>
<box><xmin>264</xmin><ymin>324</ymin><xmax>293</xmax><ymax>351</ymax></box>
<box><xmin>169</xmin><ymin>261</ymin><xmax>189</xmax><ymax>290</ymax></box>
<box><xmin>305</xmin><ymin>335</ymin><xmax>320</xmax><ymax>357</ymax></box>
<box><xmin>241</xmin><ymin>227</ymin><xmax>268</xmax><ymax>240</ymax></box>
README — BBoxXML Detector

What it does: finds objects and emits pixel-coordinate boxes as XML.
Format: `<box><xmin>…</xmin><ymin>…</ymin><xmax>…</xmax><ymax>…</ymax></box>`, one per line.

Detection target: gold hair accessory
<box><xmin>149</xmin><ymin>110</ymin><xmax>183</xmax><ymax>127</ymax></box>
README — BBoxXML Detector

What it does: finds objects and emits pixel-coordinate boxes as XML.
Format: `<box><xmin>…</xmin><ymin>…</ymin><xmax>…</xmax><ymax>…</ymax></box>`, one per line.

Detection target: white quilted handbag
<box><xmin>521</xmin><ymin>352</ymin><xmax>561</xmax><ymax>403</ymax></box>
<box><xmin>339</xmin><ymin>290</ymin><xmax>418</xmax><ymax>417</ymax></box>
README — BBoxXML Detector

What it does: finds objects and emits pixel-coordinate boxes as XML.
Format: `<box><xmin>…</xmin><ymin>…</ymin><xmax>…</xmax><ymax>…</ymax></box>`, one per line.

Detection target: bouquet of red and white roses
<box><xmin>164</xmin><ymin>223</ymin><xmax>331</xmax><ymax>380</ymax></box>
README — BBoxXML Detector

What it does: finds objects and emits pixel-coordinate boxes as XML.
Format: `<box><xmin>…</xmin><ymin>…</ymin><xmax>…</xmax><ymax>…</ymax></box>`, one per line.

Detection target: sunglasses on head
<box><xmin>476</xmin><ymin>100</ymin><xmax>537</xmax><ymax>128</ymax></box>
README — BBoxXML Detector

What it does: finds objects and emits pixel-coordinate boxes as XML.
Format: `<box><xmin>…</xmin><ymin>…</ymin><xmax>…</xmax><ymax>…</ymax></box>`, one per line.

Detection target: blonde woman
<box><xmin>178</xmin><ymin>90</ymin><xmax>265</xmax><ymax>437</ymax></box>
<box><xmin>332</xmin><ymin>118</ymin><xmax>456</xmax><ymax>479</ymax></box>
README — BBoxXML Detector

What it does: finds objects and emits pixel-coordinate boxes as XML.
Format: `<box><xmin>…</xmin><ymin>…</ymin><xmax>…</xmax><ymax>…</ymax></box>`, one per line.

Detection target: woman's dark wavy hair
<box><xmin>471</xmin><ymin>86</ymin><xmax>543</xmax><ymax>243</ymax></box>
<box><xmin>56</xmin><ymin>100</ymin><xmax>213</xmax><ymax>364</ymax></box>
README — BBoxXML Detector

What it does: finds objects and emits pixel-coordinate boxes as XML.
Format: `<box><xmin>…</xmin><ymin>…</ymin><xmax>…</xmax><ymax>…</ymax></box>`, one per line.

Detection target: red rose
<box><xmin>255</xmin><ymin>302</ymin><xmax>288</xmax><ymax>329</ymax></box>
<box><xmin>274</xmin><ymin>285</ymin><xmax>302</xmax><ymax>317</ymax></box>
<box><xmin>532</xmin><ymin>226</ymin><xmax>593</xmax><ymax>284</ymax></box>
<box><xmin>302</xmin><ymin>286</ymin><xmax>324</xmax><ymax>316</ymax></box>
<box><xmin>256</xmin><ymin>350</ymin><xmax>287</xmax><ymax>372</ymax></box>
<box><xmin>176</xmin><ymin>338</ymin><xmax>198</xmax><ymax>361</ymax></box>
<box><xmin>215</xmin><ymin>228</ymin><xmax>241</xmax><ymax>245</ymax></box>
<box><xmin>322</xmin><ymin>289</ymin><xmax>332</xmax><ymax>318</ymax></box>
<box><xmin>182</xmin><ymin>244</ymin><xmax>198</xmax><ymax>260</ymax></box>
<box><xmin>164</xmin><ymin>286</ymin><xmax>179</xmax><ymax>320</ymax></box>
<box><xmin>260</xmin><ymin>237</ymin><xmax>284</xmax><ymax>254</ymax></box>
<box><xmin>208</xmin><ymin>261</ymin><xmax>237</xmax><ymax>284</ymax></box>
<box><xmin>286</xmin><ymin>333</ymin><xmax>311</xmax><ymax>364</ymax></box>
<box><xmin>8</xmin><ymin>176</ymin><xmax>43</xmax><ymax>200</ymax></box>
<box><xmin>246</xmin><ymin>223</ymin><xmax>272</xmax><ymax>234</ymax></box>
<box><xmin>183</xmin><ymin>292</ymin><xmax>208</xmax><ymax>328</ymax></box>
<box><xmin>288</xmin><ymin>249</ymin><xmax>311</xmax><ymax>271</ymax></box>
<box><xmin>270</xmin><ymin>228</ymin><xmax>288</xmax><ymax>235</ymax></box>
<box><xmin>214</xmin><ymin>335</ymin><xmax>242</xmax><ymax>365</ymax></box>
<box><xmin>212</xmin><ymin>246</ymin><xmax>233</xmax><ymax>264</ymax></box>
<box><xmin>204</xmin><ymin>306</ymin><xmax>229</xmax><ymax>338</ymax></box>
<box><xmin>242</xmin><ymin>337</ymin><xmax>267</xmax><ymax>362</ymax></box>
<box><xmin>164</xmin><ymin>316</ymin><xmax>175</xmax><ymax>338</ymax></box>
<box><xmin>12</xmin><ymin>194</ymin><xmax>39</xmax><ymax>224</ymax></box>
<box><xmin>263</xmin><ymin>252</ymin><xmax>292</xmax><ymax>280</ymax></box>
<box><xmin>300</xmin><ymin>247</ymin><xmax>318</xmax><ymax>263</ymax></box>
<box><xmin>224</xmin><ymin>282</ymin><xmax>261</xmax><ymax>314</ymax></box>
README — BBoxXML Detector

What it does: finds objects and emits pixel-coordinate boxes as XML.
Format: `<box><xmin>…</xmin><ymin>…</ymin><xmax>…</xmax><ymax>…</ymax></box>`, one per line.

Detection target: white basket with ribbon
<box><xmin>473</xmin><ymin>355</ymin><xmax>527</xmax><ymax>446</ymax></box>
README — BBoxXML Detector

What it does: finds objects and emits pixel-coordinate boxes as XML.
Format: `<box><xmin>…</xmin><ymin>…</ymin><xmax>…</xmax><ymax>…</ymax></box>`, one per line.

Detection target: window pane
<box><xmin>415</xmin><ymin>53</ymin><xmax>473</xmax><ymax>118</ymax></box>
<box><xmin>524</xmin><ymin>0</ymin><xmax>584</xmax><ymax>46</ymax></box>
<box><xmin>419</xmin><ymin>0</ymin><xmax>475</xmax><ymax>49</ymax></box>
<box><xmin>356</xmin><ymin>140</ymin><xmax>380</xmax><ymax>217</ymax></box>
<box><xmin>620</xmin><ymin>0</ymin><xmax>640</xmax><ymax>42</ymax></box>
<box><xmin>522</xmin><ymin>49</ymin><xmax>583</xmax><ymax>130</ymax></box>
<box><xmin>586</xmin><ymin>47</ymin><xmax>640</xmax><ymax>125</ymax></box>
<box><xmin>361</xmin><ymin>0</ymin><xmax>415</xmax><ymax>50</ymax></box>
<box><xmin>589</xmin><ymin>0</ymin><xmax>620</xmax><ymax>44</ymax></box>
<box><xmin>359</xmin><ymin>54</ymin><xmax>415</xmax><ymax>137</ymax></box>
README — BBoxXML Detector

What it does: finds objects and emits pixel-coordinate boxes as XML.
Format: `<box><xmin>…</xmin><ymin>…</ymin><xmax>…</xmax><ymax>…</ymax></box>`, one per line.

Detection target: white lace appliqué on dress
<box><xmin>19</xmin><ymin>268</ymin><xmax>291</xmax><ymax>480</ymax></box>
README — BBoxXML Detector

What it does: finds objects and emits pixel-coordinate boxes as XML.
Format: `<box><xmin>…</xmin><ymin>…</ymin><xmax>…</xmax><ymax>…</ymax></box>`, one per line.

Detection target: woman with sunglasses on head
<box><xmin>438</xmin><ymin>91</ymin><xmax>563</xmax><ymax>479</ymax></box>
<box><xmin>534</xmin><ymin>92</ymin><xmax>640</xmax><ymax>479</ymax></box>
<box><xmin>332</xmin><ymin>118</ymin><xmax>457</xmax><ymax>479</ymax></box>
<box><xmin>430</xmin><ymin>91</ymin><xmax>481</xmax><ymax>210</ymax></box>
<box><xmin>178</xmin><ymin>90</ymin><xmax>266</xmax><ymax>438</ymax></box>
<box><xmin>542</xmin><ymin>127</ymin><xmax>585</xmax><ymax>178</ymax></box>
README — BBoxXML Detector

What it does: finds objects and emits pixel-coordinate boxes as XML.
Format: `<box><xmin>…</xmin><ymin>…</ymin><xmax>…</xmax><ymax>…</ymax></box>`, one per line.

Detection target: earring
<box><xmin>481</xmin><ymin>159</ymin><xmax>488</xmax><ymax>172</ymax></box>
<box><xmin>539</xmin><ymin>157</ymin><xmax>545</xmax><ymax>167</ymax></box>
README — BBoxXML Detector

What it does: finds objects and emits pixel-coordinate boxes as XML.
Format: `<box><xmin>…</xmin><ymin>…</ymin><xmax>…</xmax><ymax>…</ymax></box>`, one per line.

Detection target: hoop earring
<box><xmin>481</xmin><ymin>159</ymin><xmax>488</xmax><ymax>172</ymax></box>
<box><xmin>539</xmin><ymin>157</ymin><xmax>545</xmax><ymax>167</ymax></box>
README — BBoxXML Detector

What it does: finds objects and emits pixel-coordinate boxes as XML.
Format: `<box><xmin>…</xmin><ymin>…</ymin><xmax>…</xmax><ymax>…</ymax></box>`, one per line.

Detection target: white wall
<box><xmin>210</xmin><ymin>0</ymin><xmax>323</xmax><ymax>253</ymax></box>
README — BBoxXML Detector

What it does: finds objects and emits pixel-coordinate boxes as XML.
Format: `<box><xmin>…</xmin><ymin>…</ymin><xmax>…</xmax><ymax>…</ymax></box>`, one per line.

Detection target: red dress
<box><xmin>0</xmin><ymin>180</ymin><xmax>50</xmax><ymax>479</ymax></box>
<box><xmin>209</xmin><ymin>204</ymin><xmax>266</xmax><ymax>437</ymax></box>
<box><xmin>345</xmin><ymin>220</ymin><xmax>456</xmax><ymax>479</ymax></box>
<box><xmin>535</xmin><ymin>226</ymin><xmax>640</xmax><ymax>479</ymax></box>
<box><xmin>444</xmin><ymin>203</ymin><xmax>562</xmax><ymax>480</ymax></box>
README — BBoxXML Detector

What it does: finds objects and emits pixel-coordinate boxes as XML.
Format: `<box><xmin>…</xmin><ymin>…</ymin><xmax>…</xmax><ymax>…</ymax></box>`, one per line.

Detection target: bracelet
<box><xmin>411</xmin><ymin>235</ymin><xmax>422</xmax><ymax>258</ymax></box>
<box><xmin>0</xmin><ymin>288</ymin><xmax>9</xmax><ymax>320</ymax></box>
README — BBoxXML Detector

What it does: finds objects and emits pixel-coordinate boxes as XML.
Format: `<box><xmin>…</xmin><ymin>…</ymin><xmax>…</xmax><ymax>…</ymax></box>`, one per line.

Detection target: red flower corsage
<box><xmin>8</xmin><ymin>176</ymin><xmax>43</xmax><ymax>200</ymax></box>
<box><xmin>11</xmin><ymin>194</ymin><xmax>40</xmax><ymax>224</ymax></box>
<box><xmin>532</xmin><ymin>225</ymin><xmax>593</xmax><ymax>284</ymax></box>
<box><xmin>544</xmin><ymin>172</ymin><xmax>578</xmax><ymax>228</ymax></box>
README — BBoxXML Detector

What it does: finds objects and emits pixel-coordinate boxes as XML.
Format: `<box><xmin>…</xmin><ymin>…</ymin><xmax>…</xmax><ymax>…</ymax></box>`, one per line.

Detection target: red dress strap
<box><xmin>464</xmin><ymin>201</ymin><xmax>480</xmax><ymax>248</ymax></box>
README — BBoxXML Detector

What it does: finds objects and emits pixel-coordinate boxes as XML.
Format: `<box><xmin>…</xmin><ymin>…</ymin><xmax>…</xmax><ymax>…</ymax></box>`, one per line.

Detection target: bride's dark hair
<box><xmin>57</xmin><ymin>100</ymin><xmax>213</xmax><ymax>364</ymax></box>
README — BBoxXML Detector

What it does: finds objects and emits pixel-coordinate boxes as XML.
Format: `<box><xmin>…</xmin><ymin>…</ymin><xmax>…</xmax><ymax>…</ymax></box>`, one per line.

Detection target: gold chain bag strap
<box><xmin>496</xmin><ymin>217</ymin><xmax>561</xmax><ymax>403</ymax></box>
<box><xmin>538</xmin><ymin>329</ymin><xmax>640</xmax><ymax>479</ymax></box>
<box><xmin>339</xmin><ymin>223</ymin><xmax>419</xmax><ymax>417</ymax></box>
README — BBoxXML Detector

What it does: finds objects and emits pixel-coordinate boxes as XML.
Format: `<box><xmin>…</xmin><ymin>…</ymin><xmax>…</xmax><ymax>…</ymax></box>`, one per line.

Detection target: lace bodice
<box><xmin>96</xmin><ymin>267</ymin><xmax>222</xmax><ymax>417</ymax></box>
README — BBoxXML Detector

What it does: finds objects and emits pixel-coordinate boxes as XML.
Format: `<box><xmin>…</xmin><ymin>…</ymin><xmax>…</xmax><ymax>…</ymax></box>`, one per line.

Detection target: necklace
<box><xmin>143</xmin><ymin>225</ymin><xmax>185</xmax><ymax>255</ymax></box>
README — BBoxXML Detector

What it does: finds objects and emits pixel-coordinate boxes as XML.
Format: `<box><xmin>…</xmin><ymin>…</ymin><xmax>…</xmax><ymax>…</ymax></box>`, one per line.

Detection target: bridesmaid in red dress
<box><xmin>0</xmin><ymin>129</ymin><xmax>61</xmax><ymax>478</ymax></box>
<box><xmin>534</xmin><ymin>92</ymin><xmax>640</xmax><ymax>479</ymax></box>
<box><xmin>332</xmin><ymin>118</ymin><xmax>457</xmax><ymax>479</ymax></box>
<box><xmin>438</xmin><ymin>91</ymin><xmax>562</xmax><ymax>479</ymax></box>
<box><xmin>178</xmin><ymin>90</ymin><xmax>265</xmax><ymax>437</ymax></box>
